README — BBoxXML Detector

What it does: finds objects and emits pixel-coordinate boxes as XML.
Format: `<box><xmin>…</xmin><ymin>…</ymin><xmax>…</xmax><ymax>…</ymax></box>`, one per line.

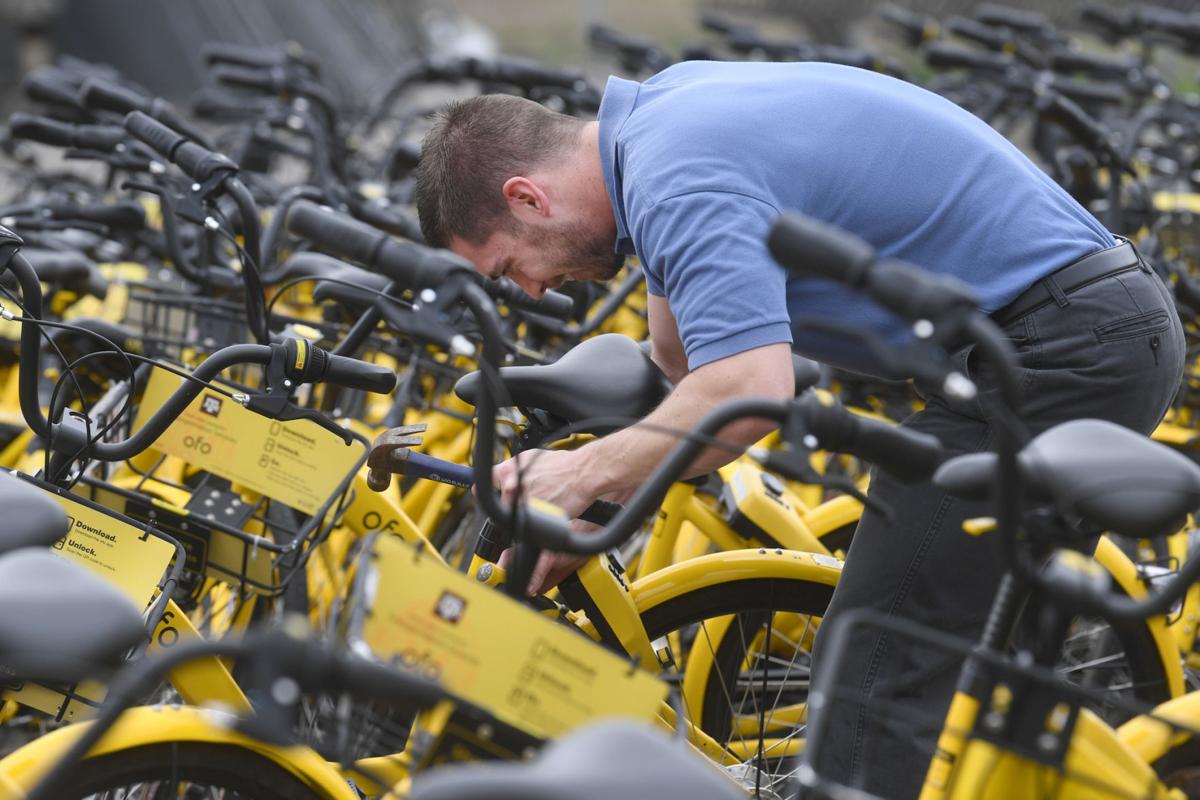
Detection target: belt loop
<box><xmin>1042</xmin><ymin>275</ymin><xmax>1070</xmax><ymax>308</ymax></box>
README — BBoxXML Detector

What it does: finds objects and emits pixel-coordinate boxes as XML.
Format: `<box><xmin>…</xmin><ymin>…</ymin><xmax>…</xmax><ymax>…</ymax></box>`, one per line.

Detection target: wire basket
<box><xmin>802</xmin><ymin>608</ymin><xmax>1200</xmax><ymax>800</ymax></box>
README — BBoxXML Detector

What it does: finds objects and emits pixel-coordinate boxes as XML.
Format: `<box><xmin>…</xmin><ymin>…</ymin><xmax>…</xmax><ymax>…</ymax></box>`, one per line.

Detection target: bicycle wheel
<box><xmin>636</xmin><ymin>563</ymin><xmax>837</xmax><ymax>799</ymax></box>
<box><xmin>59</xmin><ymin>742</ymin><xmax>330</xmax><ymax>799</ymax></box>
<box><xmin>1056</xmin><ymin>610</ymin><xmax>1176</xmax><ymax>725</ymax></box>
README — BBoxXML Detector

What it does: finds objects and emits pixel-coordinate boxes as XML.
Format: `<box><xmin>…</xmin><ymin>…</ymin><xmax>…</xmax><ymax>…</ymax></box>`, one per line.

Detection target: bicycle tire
<box><xmin>639</xmin><ymin>575</ymin><xmax>831</xmax><ymax>741</ymax></box>
<box><xmin>59</xmin><ymin>741</ymin><xmax>331</xmax><ymax>799</ymax></box>
<box><xmin>636</xmin><ymin>568</ymin><xmax>1177</xmax><ymax>796</ymax></box>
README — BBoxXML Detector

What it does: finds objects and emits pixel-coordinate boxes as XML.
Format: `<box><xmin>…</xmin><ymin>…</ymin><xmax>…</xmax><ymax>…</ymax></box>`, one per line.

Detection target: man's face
<box><xmin>452</xmin><ymin>218</ymin><xmax>624</xmax><ymax>299</ymax></box>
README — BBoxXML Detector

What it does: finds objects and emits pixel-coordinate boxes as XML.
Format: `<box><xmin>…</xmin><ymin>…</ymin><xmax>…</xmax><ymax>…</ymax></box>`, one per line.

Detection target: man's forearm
<box><xmin>575</xmin><ymin>373</ymin><xmax>781</xmax><ymax>498</ymax></box>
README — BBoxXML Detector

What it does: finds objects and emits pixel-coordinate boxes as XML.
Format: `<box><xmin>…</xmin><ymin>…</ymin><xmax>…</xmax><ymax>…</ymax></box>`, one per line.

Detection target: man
<box><xmin>415</xmin><ymin>60</ymin><xmax>1184</xmax><ymax>796</ymax></box>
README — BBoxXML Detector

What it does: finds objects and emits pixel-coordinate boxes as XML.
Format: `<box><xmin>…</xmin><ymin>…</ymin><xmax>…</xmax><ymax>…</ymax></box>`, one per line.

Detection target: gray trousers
<box><xmin>809</xmin><ymin>259</ymin><xmax>1186</xmax><ymax>798</ymax></box>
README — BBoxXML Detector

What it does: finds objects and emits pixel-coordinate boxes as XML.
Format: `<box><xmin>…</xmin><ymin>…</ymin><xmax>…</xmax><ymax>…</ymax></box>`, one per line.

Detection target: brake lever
<box><xmin>240</xmin><ymin>341</ymin><xmax>356</xmax><ymax>445</ymax></box>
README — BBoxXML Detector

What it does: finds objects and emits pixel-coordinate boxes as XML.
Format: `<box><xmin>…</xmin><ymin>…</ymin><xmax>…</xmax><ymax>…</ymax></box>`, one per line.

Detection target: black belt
<box><xmin>991</xmin><ymin>239</ymin><xmax>1143</xmax><ymax>328</ymax></box>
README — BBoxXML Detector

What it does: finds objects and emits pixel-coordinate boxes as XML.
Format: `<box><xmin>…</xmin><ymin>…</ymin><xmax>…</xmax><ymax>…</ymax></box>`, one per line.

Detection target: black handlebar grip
<box><xmin>699</xmin><ymin>11</ymin><xmax>740</xmax><ymax>35</ymax></box>
<box><xmin>767</xmin><ymin>213</ymin><xmax>875</xmax><ymax>286</ymax></box>
<box><xmin>89</xmin><ymin>80</ymin><xmax>212</xmax><ymax>148</ymax></box>
<box><xmin>8</xmin><ymin>114</ymin><xmax>122</xmax><ymax>151</ymax></box>
<box><xmin>474</xmin><ymin>56</ymin><xmax>584</xmax><ymax>90</ymax></box>
<box><xmin>191</xmin><ymin>87</ymin><xmax>272</xmax><ymax>120</ymax></box>
<box><xmin>944</xmin><ymin>16</ymin><xmax>1009</xmax><ymax>50</ymax></box>
<box><xmin>322</xmin><ymin>352</ymin><xmax>397</xmax><ymax>395</ymax></box>
<box><xmin>864</xmin><ymin>260</ymin><xmax>978</xmax><ymax>321</ymax></box>
<box><xmin>202</xmin><ymin>41</ymin><xmax>284</xmax><ymax>70</ymax></box>
<box><xmin>57</xmin><ymin>200</ymin><xmax>145</xmax><ymax>230</ymax></box>
<box><xmin>878</xmin><ymin>4</ymin><xmax>933</xmax><ymax>38</ymax></box>
<box><xmin>487</xmin><ymin>277</ymin><xmax>575</xmax><ymax>320</ymax></box>
<box><xmin>351</xmin><ymin>200</ymin><xmax>424</xmax><ymax>243</ymax></box>
<box><xmin>1049</xmin><ymin>76</ymin><xmax>1128</xmax><ymax>106</ymax></box>
<box><xmin>287</xmin><ymin>200</ymin><xmax>390</xmax><ymax>266</ymax></box>
<box><xmin>331</xmin><ymin>651</ymin><xmax>443</xmax><ymax>707</ymax></box>
<box><xmin>1081</xmin><ymin>4</ymin><xmax>1133</xmax><ymax>40</ymax></box>
<box><xmin>923</xmin><ymin>41</ymin><xmax>1013</xmax><ymax>73</ymax></box>
<box><xmin>22</xmin><ymin>70</ymin><xmax>81</xmax><ymax>109</ymax></box>
<box><xmin>286</xmin><ymin>201</ymin><xmax>466</xmax><ymax>290</ymax></box>
<box><xmin>846</xmin><ymin>414</ymin><xmax>943</xmax><ymax>481</ymax></box>
<box><xmin>124</xmin><ymin>111</ymin><xmax>236</xmax><ymax>180</ymax></box>
<box><xmin>1050</xmin><ymin>49</ymin><xmax>1139</xmax><ymax>78</ymax></box>
<box><xmin>123</xmin><ymin>110</ymin><xmax>187</xmax><ymax>160</ymax></box>
<box><xmin>80</xmin><ymin>78</ymin><xmax>147</xmax><ymax>116</ymax></box>
<box><xmin>201</xmin><ymin>41</ymin><xmax>322</xmax><ymax>76</ymax></box>
<box><xmin>212</xmin><ymin>63</ymin><xmax>282</xmax><ymax>93</ymax></box>
<box><xmin>975</xmin><ymin>3</ymin><xmax>1049</xmax><ymax>33</ymax></box>
<box><xmin>806</xmin><ymin>398</ymin><xmax>942</xmax><ymax>482</ymax></box>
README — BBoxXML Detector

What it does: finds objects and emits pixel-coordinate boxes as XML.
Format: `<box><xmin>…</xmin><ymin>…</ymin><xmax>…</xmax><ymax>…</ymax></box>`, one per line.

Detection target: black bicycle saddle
<box><xmin>408</xmin><ymin>720</ymin><xmax>745</xmax><ymax>800</ymax></box>
<box><xmin>935</xmin><ymin>419</ymin><xmax>1200</xmax><ymax>539</ymax></box>
<box><xmin>0</xmin><ymin>473</ymin><xmax>70</xmax><ymax>554</ymax></box>
<box><xmin>455</xmin><ymin>334</ymin><xmax>670</xmax><ymax>434</ymax></box>
<box><xmin>635</xmin><ymin>339</ymin><xmax>821</xmax><ymax>395</ymax></box>
<box><xmin>0</xmin><ymin>549</ymin><xmax>146</xmax><ymax>676</ymax></box>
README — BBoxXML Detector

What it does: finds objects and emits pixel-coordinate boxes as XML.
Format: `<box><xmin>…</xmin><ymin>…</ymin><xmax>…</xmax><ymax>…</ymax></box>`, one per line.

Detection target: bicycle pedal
<box><xmin>366</xmin><ymin>423</ymin><xmax>428</xmax><ymax>492</ymax></box>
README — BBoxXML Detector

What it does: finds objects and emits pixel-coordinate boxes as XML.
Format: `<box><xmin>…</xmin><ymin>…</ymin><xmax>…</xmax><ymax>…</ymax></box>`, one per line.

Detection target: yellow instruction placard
<box><xmin>2</xmin><ymin>485</ymin><xmax>174</xmax><ymax>721</ymax></box>
<box><xmin>48</xmin><ymin>491</ymin><xmax>175</xmax><ymax>607</ymax></box>
<box><xmin>359</xmin><ymin>536</ymin><xmax>668</xmax><ymax>741</ymax></box>
<box><xmin>132</xmin><ymin>367</ymin><xmax>365</xmax><ymax>514</ymax></box>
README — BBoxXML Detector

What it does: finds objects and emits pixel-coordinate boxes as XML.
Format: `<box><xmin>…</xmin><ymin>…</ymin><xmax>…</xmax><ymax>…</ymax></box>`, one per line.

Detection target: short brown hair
<box><xmin>415</xmin><ymin>94</ymin><xmax>582</xmax><ymax>249</ymax></box>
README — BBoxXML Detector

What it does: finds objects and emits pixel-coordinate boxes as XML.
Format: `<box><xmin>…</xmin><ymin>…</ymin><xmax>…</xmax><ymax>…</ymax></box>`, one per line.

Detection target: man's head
<box><xmin>415</xmin><ymin>94</ymin><xmax>622</xmax><ymax>298</ymax></box>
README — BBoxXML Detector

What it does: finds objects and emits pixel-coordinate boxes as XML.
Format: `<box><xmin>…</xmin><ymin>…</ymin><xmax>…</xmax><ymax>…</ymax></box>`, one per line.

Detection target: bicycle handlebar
<box><xmin>83</xmin><ymin>78</ymin><xmax>213</xmax><ymax>148</ymax></box>
<box><xmin>287</xmin><ymin>200</ymin><xmax>469</xmax><ymax>289</ymax></box>
<box><xmin>8</xmin><ymin>114</ymin><xmax>125</xmax><ymax>152</ymax></box>
<box><xmin>123</xmin><ymin>110</ymin><xmax>238</xmax><ymax>182</ymax></box>
<box><xmin>795</xmin><ymin>395</ymin><xmax>943</xmax><ymax>482</ymax></box>
<box><xmin>923</xmin><ymin>41</ymin><xmax>1014</xmax><ymax>73</ymax></box>
<box><xmin>25</xmin><ymin>627</ymin><xmax>443</xmax><ymax>800</ymax></box>
<box><xmin>767</xmin><ymin>213</ymin><xmax>978</xmax><ymax>322</ymax></box>
<box><xmin>200</xmin><ymin>41</ymin><xmax>321</xmax><ymax>77</ymax></box>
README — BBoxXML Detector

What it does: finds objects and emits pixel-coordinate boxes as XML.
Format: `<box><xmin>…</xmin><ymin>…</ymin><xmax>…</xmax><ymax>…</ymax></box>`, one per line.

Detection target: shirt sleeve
<box><xmin>634</xmin><ymin>191</ymin><xmax>793</xmax><ymax>370</ymax></box>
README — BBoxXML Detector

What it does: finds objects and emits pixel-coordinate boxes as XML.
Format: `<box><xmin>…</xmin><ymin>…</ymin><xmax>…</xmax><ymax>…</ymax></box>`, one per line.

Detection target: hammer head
<box><xmin>365</xmin><ymin>423</ymin><xmax>427</xmax><ymax>492</ymax></box>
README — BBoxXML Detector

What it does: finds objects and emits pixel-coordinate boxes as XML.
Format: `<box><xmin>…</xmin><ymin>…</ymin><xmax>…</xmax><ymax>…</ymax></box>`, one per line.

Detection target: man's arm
<box><xmin>493</xmin><ymin>340</ymin><xmax>795</xmax><ymax>518</ymax></box>
<box><xmin>492</xmin><ymin>340</ymin><xmax>793</xmax><ymax>594</ymax></box>
<box><xmin>647</xmin><ymin>293</ymin><xmax>688</xmax><ymax>385</ymax></box>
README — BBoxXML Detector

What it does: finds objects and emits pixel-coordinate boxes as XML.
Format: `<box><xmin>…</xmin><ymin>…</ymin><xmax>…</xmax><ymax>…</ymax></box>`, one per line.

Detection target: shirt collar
<box><xmin>597</xmin><ymin>75</ymin><xmax>639</xmax><ymax>255</ymax></box>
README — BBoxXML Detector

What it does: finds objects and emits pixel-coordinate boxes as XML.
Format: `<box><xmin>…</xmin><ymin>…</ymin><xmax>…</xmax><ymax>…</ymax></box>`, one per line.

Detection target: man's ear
<box><xmin>501</xmin><ymin>176</ymin><xmax>550</xmax><ymax>222</ymax></box>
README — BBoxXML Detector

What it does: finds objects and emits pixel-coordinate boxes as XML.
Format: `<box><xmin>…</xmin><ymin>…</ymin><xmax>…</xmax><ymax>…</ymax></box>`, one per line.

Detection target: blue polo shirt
<box><xmin>597</xmin><ymin>61</ymin><xmax>1114</xmax><ymax>376</ymax></box>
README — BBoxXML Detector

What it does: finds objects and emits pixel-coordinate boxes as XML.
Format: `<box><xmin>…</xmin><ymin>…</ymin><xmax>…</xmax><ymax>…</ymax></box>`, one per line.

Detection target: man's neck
<box><xmin>575</xmin><ymin>122</ymin><xmax>614</xmax><ymax>225</ymax></box>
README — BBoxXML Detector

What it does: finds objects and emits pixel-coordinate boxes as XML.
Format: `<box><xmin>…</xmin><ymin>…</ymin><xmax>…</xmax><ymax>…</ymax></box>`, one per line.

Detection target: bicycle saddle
<box><xmin>409</xmin><ymin>720</ymin><xmax>745</xmax><ymax>800</ymax></box>
<box><xmin>0</xmin><ymin>549</ymin><xmax>146</xmax><ymax>676</ymax></box>
<box><xmin>454</xmin><ymin>334</ymin><xmax>670</xmax><ymax>434</ymax></box>
<box><xmin>635</xmin><ymin>339</ymin><xmax>821</xmax><ymax>396</ymax></box>
<box><xmin>0</xmin><ymin>472</ymin><xmax>70</xmax><ymax>553</ymax></box>
<box><xmin>935</xmin><ymin>419</ymin><xmax>1200</xmax><ymax>539</ymax></box>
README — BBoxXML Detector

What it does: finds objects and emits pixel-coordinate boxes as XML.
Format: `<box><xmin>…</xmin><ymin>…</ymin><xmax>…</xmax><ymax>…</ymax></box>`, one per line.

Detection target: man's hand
<box><xmin>493</xmin><ymin>447</ymin><xmax>596</xmax><ymax>518</ymax></box>
<box><xmin>493</xmin><ymin>448</ymin><xmax>601</xmax><ymax>595</ymax></box>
